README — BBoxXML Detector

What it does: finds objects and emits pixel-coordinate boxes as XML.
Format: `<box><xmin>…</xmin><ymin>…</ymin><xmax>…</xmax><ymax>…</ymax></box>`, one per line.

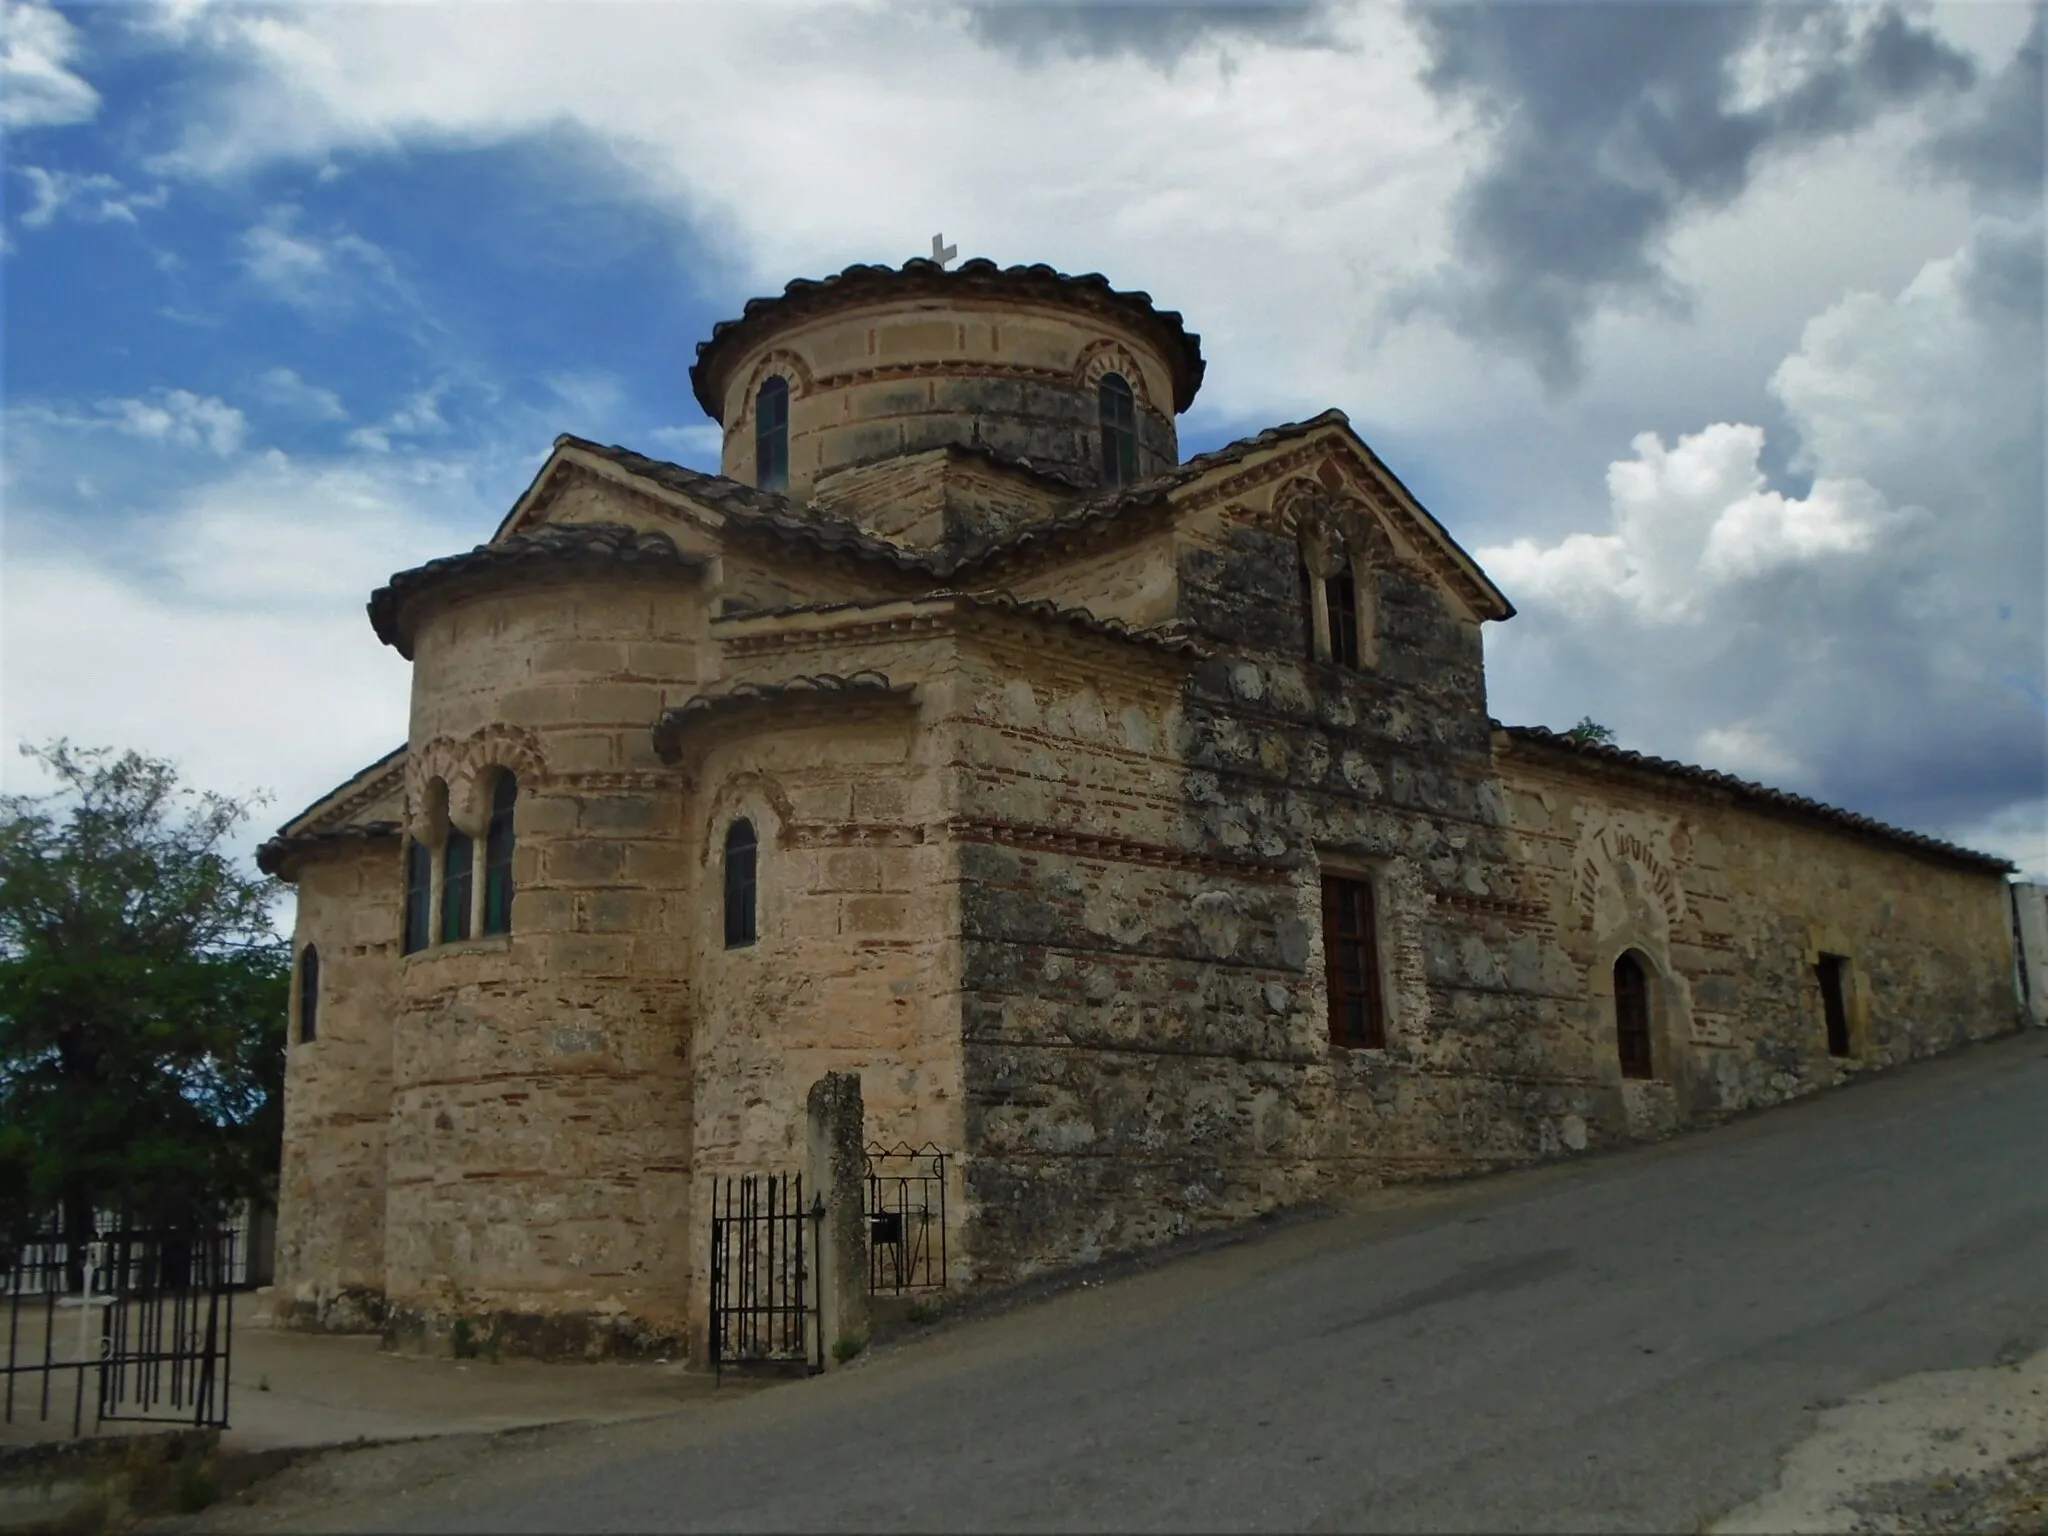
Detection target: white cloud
<box><xmin>1481</xmin><ymin>212</ymin><xmax>2044</xmax><ymax>853</ymax></box>
<box><xmin>0</xmin><ymin>442</ymin><xmax>495</xmax><ymax>862</ymax></box>
<box><xmin>15</xmin><ymin>166</ymin><xmax>167</xmax><ymax>229</ymax></box>
<box><xmin>239</xmin><ymin>204</ymin><xmax>403</xmax><ymax>313</ymax></box>
<box><xmin>102</xmin><ymin>388</ymin><xmax>247</xmax><ymax>455</ymax></box>
<box><xmin>1481</xmin><ymin>422</ymin><xmax>1897</xmax><ymax>623</ymax></box>
<box><xmin>147</xmin><ymin>2</ymin><xmax>1469</xmax><ymax>427</ymax></box>
<box><xmin>254</xmin><ymin>366</ymin><xmax>347</xmax><ymax>422</ymax></box>
<box><xmin>345</xmin><ymin>385</ymin><xmax>447</xmax><ymax>453</ymax></box>
<box><xmin>0</xmin><ymin>0</ymin><xmax>99</xmax><ymax>129</ymax></box>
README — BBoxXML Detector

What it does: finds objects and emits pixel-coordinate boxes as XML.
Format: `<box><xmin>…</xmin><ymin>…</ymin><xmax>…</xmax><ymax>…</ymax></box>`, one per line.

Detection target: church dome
<box><xmin>690</xmin><ymin>258</ymin><xmax>1206</xmax><ymax>501</ymax></box>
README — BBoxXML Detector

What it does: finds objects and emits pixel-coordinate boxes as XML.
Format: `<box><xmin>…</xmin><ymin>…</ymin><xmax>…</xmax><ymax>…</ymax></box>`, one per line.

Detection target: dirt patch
<box><xmin>1714</xmin><ymin>1346</ymin><xmax>2048</xmax><ymax>1534</ymax></box>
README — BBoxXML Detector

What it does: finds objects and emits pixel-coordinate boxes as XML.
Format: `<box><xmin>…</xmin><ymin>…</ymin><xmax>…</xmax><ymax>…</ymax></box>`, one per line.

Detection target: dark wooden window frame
<box><xmin>441</xmin><ymin>830</ymin><xmax>475</xmax><ymax>944</ymax></box>
<box><xmin>724</xmin><ymin>818</ymin><xmax>759</xmax><ymax>950</ymax></box>
<box><xmin>1098</xmin><ymin>372</ymin><xmax>1139</xmax><ymax>487</ymax></box>
<box><xmin>755</xmin><ymin>376</ymin><xmax>790</xmax><ymax>492</ymax></box>
<box><xmin>1817</xmin><ymin>953</ymin><xmax>1852</xmax><ymax>1058</ymax></box>
<box><xmin>482</xmin><ymin>772</ymin><xmax>517</xmax><ymax>936</ymax></box>
<box><xmin>1326</xmin><ymin>564</ymin><xmax>1362</xmax><ymax>669</ymax></box>
<box><xmin>1321</xmin><ymin>872</ymin><xmax>1387</xmax><ymax>1050</ymax></box>
<box><xmin>298</xmin><ymin>944</ymin><xmax>320</xmax><ymax>1043</ymax></box>
<box><xmin>402</xmin><ymin>840</ymin><xmax>432</xmax><ymax>955</ymax></box>
<box><xmin>1614</xmin><ymin>951</ymin><xmax>1654</xmax><ymax>1079</ymax></box>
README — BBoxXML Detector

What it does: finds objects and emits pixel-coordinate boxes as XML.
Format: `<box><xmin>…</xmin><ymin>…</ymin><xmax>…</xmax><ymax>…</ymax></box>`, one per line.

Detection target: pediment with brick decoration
<box><xmin>1177</xmin><ymin>417</ymin><xmax>1513</xmax><ymax>625</ymax></box>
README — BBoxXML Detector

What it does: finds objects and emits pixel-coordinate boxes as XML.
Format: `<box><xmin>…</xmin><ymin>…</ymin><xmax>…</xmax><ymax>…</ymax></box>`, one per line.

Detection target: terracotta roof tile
<box><xmin>714</xmin><ymin>590</ymin><xmax>1209</xmax><ymax>659</ymax></box>
<box><xmin>651</xmin><ymin>671</ymin><xmax>912</xmax><ymax>761</ymax></box>
<box><xmin>690</xmin><ymin>257</ymin><xmax>1206</xmax><ymax>417</ymax></box>
<box><xmin>256</xmin><ymin>820</ymin><xmax>402</xmax><ymax>877</ymax></box>
<box><xmin>369</xmin><ymin>523</ymin><xmax>708</xmax><ymax>657</ymax></box>
<box><xmin>1497</xmin><ymin>724</ymin><xmax>2014</xmax><ymax>875</ymax></box>
<box><xmin>953</xmin><ymin>409</ymin><xmax>1350</xmax><ymax>571</ymax></box>
<box><xmin>557</xmin><ymin>437</ymin><xmax>943</xmax><ymax>575</ymax></box>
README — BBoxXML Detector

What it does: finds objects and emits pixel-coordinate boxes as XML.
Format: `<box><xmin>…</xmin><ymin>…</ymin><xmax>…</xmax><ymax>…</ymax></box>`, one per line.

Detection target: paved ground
<box><xmin>195</xmin><ymin>1030</ymin><xmax>2048</xmax><ymax>1533</ymax></box>
<box><xmin>1</xmin><ymin>1304</ymin><xmax>711</xmax><ymax>1453</ymax></box>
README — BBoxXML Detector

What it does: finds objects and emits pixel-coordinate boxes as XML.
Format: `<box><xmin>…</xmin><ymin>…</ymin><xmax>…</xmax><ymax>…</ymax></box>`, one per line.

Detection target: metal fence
<box><xmin>707</xmin><ymin>1174</ymin><xmax>822</xmax><ymax>1381</ymax></box>
<box><xmin>864</xmin><ymin>1144</ymin><xmax>947</xmax><ymax>1295</ymax></box>
<box><xmin>3</xmin><ymin>1220</ymin><xmax>236</xmax><ymax>1438</ymax></box>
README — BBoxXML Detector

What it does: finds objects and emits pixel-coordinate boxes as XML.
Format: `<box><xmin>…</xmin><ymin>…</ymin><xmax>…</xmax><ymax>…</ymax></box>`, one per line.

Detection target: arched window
<box><xmin>298</xmin><ymin>944</ymin><xmax>320</xmax><ymax>1043</ymax></box>
<box><xmin>441</xmin><ymin>829</ymin><xmax>474</xmax><ymax>943</ymax></box>
<box><xmin>1326</xmin><ymin>565</ymin><xmax>1361</xmax><ymax>669</ymax></box>
<box><xmin>483</xmin><ymin>773</ymin><xmax>517</xmax><ymax>936</ymax></box>
<box><xmin>755</xmin><ymin>376</ymin><xmax>790</xmax><ymax>492</ymax></box>
<box><xmin>724</xmin><ymin>818</ymin><xmax>758</xmax><ymax>949</ymax></box>
<box><xmin>1098</xmin><ymin>372</ymin><xmax>1138</xmax><ymax>487</ymax></box>
<box><xmin>1615</xmin><ymin>952</ymin><xmax>1653</xmax><ymax>1079</ymax></box>
<box><xmin>403</xmin><ymin>840</ymin><xmax>432</xmax><ymax>955</ymax></box>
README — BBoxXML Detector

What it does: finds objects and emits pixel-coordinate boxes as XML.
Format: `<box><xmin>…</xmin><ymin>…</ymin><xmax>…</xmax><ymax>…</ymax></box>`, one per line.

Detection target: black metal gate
<box><xmin>864</xmin><ymin>1144</ymin><xmax>947</xmax><ymax>1294</ymax></box>
<box><xmin>3</xmin><ymin>1220</ymin><xmax>236</xmax><ymax>1439</ymax></box>
<box><xmin>707</xmin><ymin>1174</ymin><xmax>821</xmax><ymax>1380</ymax></box>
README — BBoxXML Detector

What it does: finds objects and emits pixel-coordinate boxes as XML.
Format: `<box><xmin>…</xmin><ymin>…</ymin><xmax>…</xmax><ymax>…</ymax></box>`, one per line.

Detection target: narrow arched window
<box><xmin>1615</xmin><ymin>953</ymin><xmax>1652</xmax><ymax>1079</ymax></box>
<box><xmin>403</xmin><ymin>840</ymin><xmax>432</xmax><ymax>955</ymax></box>
<box><xmin>298</xmin><ymin>944</ymin><xmax>320</xmax><ymax>1043</ymax></box>
<box><xmin>1098</xmin><ymin>372</ymin><xmax>1138</xmax><ymax>487</ymax></box>
<box><xmin>755</xmin><ymin>376</ymin><xmax>790</xmax><ymax>492</ymax></box>
<box><xmin>483</xmin><ymin>773</ymin><xmax>517</xmax><ymax>936</ymax></box>
<box><xmin>1326</xmin><ymin>565</ymin><xmax>1361</xmax><ymax>669</ymax></box>
<box><xmin>724</xmin><ymin>818</ymin><xmax>758</xmax><ymax>949</ymax></box>
<box><xmin>441</xmin><ymin>829</ymin><xmax>474</xmax><ymax>943</ymax></box>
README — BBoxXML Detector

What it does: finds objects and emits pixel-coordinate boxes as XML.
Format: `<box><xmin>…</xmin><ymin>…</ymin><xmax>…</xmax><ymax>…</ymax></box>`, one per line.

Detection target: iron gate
<box><xmin>3</xmin><ymin>1219</ymin><xmax>236</xmax><ymax>1438</ymax></box>
<box><xmin>706</xmin><ymin>1174</ymin><xmax>821</xmax><ymax>1380</ymax></box>
<box><xmin>864</xmin><ymin>1144</ymin><xmax>947</xmax><ymax>1294</ymax></box>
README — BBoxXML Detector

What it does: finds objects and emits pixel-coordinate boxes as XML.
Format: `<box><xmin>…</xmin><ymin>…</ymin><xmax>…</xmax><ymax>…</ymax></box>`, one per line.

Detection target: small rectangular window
<box><xmin>482</xmin><ymin>774</ymin><xmax>517</xmax><ymax>936</ymax></box>
<box><xmin>1817</xmin><ymin>954</ymin><xmax>1851</xmax><ymax>1057</ymax></box>
<box><xmin>442</xmin><ymin>831</ymin><xmax>474</xmax><ymax>944</ymax></box>
<box><xmin>1321</xmin><ymin>874</ymin><xmax>1386</xmax><ymax>1049</ymax></box>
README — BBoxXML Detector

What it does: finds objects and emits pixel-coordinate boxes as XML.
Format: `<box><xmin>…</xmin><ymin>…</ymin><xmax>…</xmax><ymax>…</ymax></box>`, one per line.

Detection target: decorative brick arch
<box><xmin>733</xmin><ymin>349</ymin><xmax>817</xmax><ymax>426</ymax></box>
<box><xmin>409</xmin><ymin>725</ymin><xmax>546</xmax><ymax>838</ymax></box>
<box><xmin>1072</xmin><ymin>338</ymin><xmax>1155</xmax><ymax>411</ymax></box>
<box><xmin>698</xmin><ymin>769</ymin><xmax>799</xmax><ymax>861</ymax></box>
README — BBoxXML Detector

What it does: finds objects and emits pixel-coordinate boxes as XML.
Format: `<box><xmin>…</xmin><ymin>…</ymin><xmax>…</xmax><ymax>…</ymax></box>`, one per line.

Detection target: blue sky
<box><xmin>3</xmin><ymin>0</ymin><xmax>2043</xmax><ymax>876</ymax></box>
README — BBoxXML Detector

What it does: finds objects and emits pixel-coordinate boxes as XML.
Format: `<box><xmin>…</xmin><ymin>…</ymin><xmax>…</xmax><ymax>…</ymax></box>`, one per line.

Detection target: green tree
<box><xmin>1563</xmin><ymin>717</ymin><xmax>1617</xmax><ymax>746</ymax></box>
<box><xmin>0</xmin><ymin>743</ymin><xmax>288</xmax><ymax>1241</ymax></box>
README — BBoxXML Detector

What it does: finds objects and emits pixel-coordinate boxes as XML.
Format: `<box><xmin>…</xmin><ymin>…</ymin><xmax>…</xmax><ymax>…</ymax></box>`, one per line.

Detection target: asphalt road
<box><xmin>253</xmin><ymin>1031</ymin><xmax>2048</xmax><ymax>1533</ymax></box>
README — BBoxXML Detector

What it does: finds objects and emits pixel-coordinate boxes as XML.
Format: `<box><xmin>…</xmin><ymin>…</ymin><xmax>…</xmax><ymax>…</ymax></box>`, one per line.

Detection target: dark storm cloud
<box><xmin>958</xmin><ymin>1</ymin><xmax>1338</xmax><ymax>68</ymax></box>
<box><xmin>1407</xmin><ymin>3</ymin><xmax>1976</xmax><ymax>389</ymax></box>
<box><xmin>1928</xmin><ymin>8</ymin><xmax>2044</xmax><ymax>200</ymax></box>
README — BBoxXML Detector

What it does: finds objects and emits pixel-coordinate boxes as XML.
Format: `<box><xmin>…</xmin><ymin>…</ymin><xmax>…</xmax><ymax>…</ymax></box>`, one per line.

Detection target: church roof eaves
<box><xmin>952</xmin><ymin>410</ymin><xmax>1349</xmax><ymax>573</ymax></box>
<box><xmin>257</xmin><ymin>820</ymin><xmax>403</xmax><ymax>878</ymax></box>
<box><xmin>651</xmin><ymin>671</ymin><xmax>914</xmax><ymax>762</ymax></box>
<box><xmin>690</xmin><ymin>257</ymin><xmax>1207</xmax><ymax>419</ymax></box>
<box><xmin>274</xmin><ymin>742</ymin><xmax>408</xmax><ymax>838</ymax></box>
<box><xmin>1496</xmin><ymin>724</ymin><xmax>2015</xmax><ymax>876</ymax></box>
<box><xmin>714</xmin><ymin>590</ymin><xmax>1210</xmax><ymax>660</ymax></box>
<box><xmin>553</xmin><ymin>437</ymin><xmax>944</xmax><ymax>576</ymax></box>
<box><xmin>369</xmin><ymin>523</ymin><xmax>710</xmax><ymax>659</ymax></box>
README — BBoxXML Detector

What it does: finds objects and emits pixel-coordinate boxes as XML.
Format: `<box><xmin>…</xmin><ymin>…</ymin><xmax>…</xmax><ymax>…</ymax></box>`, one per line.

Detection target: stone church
<box><xmin>259</xmin><ymin>257</ymin><xmax>2021</xmax><ymax>1358</ymax></box>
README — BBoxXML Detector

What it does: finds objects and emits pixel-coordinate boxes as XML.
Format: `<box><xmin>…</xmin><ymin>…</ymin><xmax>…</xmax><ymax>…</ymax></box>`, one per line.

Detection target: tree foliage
<box><xmin>0</xmin><ymin>743</ymin><xmax>288</xmax><ymax>1235</ymax></box>
<box><xmin>1563</xmin><ymin>716</ymin><xmax>1617</xmax><ymax>746</ymax></box>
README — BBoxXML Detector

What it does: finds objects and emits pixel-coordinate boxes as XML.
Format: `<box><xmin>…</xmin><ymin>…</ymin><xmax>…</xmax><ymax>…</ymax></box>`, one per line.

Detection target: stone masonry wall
<box><xmin>956</xmin><ymin>472</ymin><xmax>1592</xmax><ymax>1285</ymax></box>
<box><xmin>274</xmin><ymin>839</ymin><xmax>400</xmax><ymax>1330</ymax></box>
<box><xmin>383</xmin><ymin>569</ymin><xmax>706</xmax><ymax>1357</ymax></box>
<box><xmin>713</xmin><ymin>298</ymin><xmax>1179</xmax><ymax>501</ymax></box>
<box><xmin>1497</xmin><ymin>745</ymin><xmax>2021</xmax><ymax>1135</ymax></box>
